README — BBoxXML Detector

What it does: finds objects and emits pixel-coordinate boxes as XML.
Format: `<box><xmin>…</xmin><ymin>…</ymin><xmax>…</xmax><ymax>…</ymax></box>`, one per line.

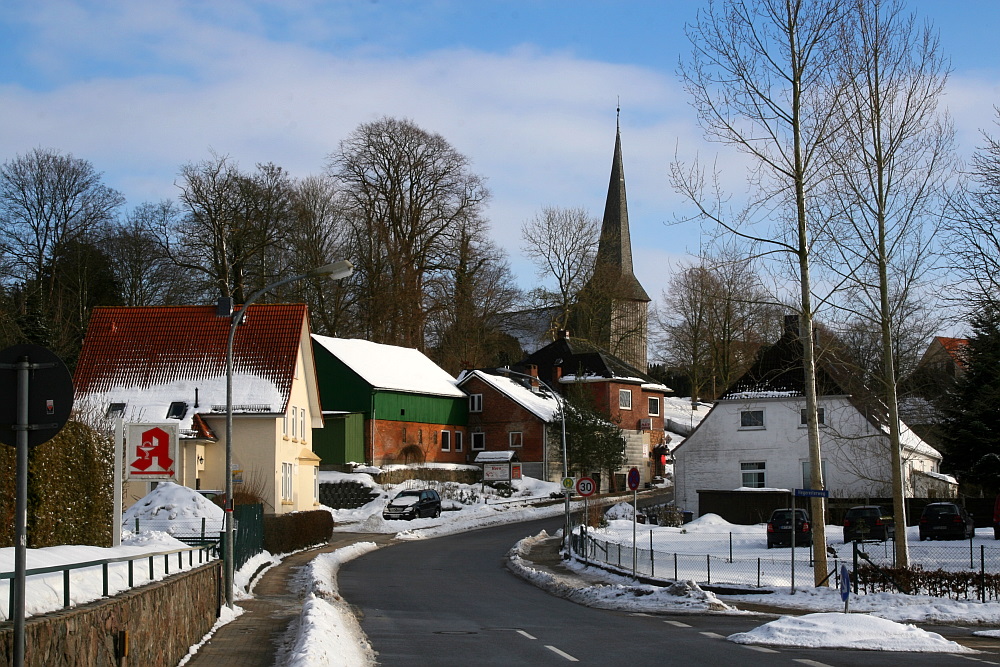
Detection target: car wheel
<box><xmin>434</xmin><ymin>507</ymin><xmax>441</xmax><ymax>518</ymax></box>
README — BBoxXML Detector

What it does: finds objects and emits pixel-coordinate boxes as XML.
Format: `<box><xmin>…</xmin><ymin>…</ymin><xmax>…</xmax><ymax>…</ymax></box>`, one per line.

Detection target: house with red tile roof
<box><xmin>74</xmin><ymin>303</ymin><xmax>323</xmax><ymax>514</ymax></box>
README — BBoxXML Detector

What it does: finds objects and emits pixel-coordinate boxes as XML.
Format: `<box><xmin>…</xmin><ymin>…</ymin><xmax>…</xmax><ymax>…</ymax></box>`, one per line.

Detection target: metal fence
<box><xmin>571</xmin><ymin>522</ymin><xmax>1000</xmax><ymax>602</ymax></box>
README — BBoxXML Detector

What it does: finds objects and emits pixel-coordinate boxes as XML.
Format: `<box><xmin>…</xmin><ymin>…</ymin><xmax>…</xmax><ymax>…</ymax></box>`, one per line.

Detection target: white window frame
<box><xmin>740</xmin><ymin>461</ymin><xmax>766</xmax><ymax>488</ymax></box>
<box><xmin>469</xmin><ymin>394</ymin><xmax>483</xmax><ymax>413</ymax></box>
<box><xmin>801</xmin><ymin>460</ymin><xmax>828</xmax><ymax>489</ymax></box>
<box><xmin>281</xmin><ymin>462</ymin><xmax>294</xmax><ymax>501</ymax></box>
<box><xmin>291</xmin><ymin>406</ymin><xmax>298</xmax><ymax>439</ymax></box>
<box><xmin>472</xmin><ymin>432</ymin><xmax>485</xmax><ymax>451</ymax></box>
<box><xmin>455</xmin><ymin>431</ymin><xmax>463</xmax><ymax>452</ymax></box>
<box><xmin>441</xmin><ymin>430</ymin><xmax>451</xmax><ymax>452</ymax></box>
<box><xmin>283</xmin><ymin>410</ymin><xmax>289</xmax><ymax>437</ymax></box>
<box><xmin>619</xmin><ymin>389</ymin><xmax>632</xmax><ymax>410</ymax></box>
<box><xmin>300</xmin><ymin>408</ymin><xmax>306</xmax><ymax>441</ymax></box>
<box><xmin>509</xmin><ymin>431</ymin><xmax>523</xmax><ymax>448</ymax></box>
<box><xmin>647</xmin><ymin>397</ymin><xmax>660</xmax><ymax>416</ymax></box>
<box><xmin>313</xmin><ymin>468</ymin><xmax>319</xmax><ymax>504</ymax></box>
<box><xmin>799</xmin><ymin>407</ymin><xmax>826</xmax><ymax>427</ymax></box>
<box><xmin>739</xmin><ymin>409</ymin><xmax>765</xmax><ymax>430</ymax></box>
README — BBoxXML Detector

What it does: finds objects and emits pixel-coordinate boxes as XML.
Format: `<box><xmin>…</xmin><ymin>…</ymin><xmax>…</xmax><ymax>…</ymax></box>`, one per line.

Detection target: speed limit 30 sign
<box><xmin>576</xmin><ymin>476</ymin><xmax>596</xmax><ymax>497</ymax></box>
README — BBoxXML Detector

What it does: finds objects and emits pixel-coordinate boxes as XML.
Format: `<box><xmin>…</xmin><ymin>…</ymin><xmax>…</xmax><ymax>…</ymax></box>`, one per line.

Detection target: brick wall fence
<box><xmin>0</xmin><ymin>560</ymin><xmax>221</xmax><ymax>667</ymax></box>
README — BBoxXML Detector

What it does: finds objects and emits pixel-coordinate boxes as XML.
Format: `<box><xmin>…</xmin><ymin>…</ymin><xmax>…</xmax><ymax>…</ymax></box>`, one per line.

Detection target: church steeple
<box><xmin>574</xmin><ymin>115</ymin><xmax>650</xmax><ymax>372</ymax></box>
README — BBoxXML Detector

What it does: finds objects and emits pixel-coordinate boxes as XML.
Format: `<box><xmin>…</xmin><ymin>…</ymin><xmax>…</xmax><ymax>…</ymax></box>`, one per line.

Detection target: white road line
<box><xmin>699</xmin><ymin>631</ymin><xmax>726</xmax><ymax>639</ymax></box>
<box><xmin>793</xmin><ymin>660</ymin><xmax>834</xmax><ymax>667</ymax></box>
<box><xmin>516</xmin><ymin>630</ymin><xmax>536</xmax><ymax>640</ymax></box>
<box><xmin>545</xmin><ymin>645</ymin><xmax>580</xmax><ymax>662</ymax></box>
<box><xmin>664</xmin><ymin>620</ymin><xmax>692</xmax><ymax>628</ymax></box>
<box><xmin>743</xmin><ymin>646</ymin><xmax>779</xmax><ymax>653</ymax></box>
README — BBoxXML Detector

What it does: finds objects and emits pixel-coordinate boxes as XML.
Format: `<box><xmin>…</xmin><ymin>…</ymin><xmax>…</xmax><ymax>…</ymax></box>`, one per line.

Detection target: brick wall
<box><xmin>464</xmin><ymin>376</ymin><xmax>547</xmax><ymax>467</ymax></box>
<box><xmin>368</xmin><ymin>419</ymin><xmax>469</xmax><ymax>466</ymax></box>
<box><xmin>0</xmin><ymin>561</ymin><xmax>221</xmax><ymax>667</ymax></box>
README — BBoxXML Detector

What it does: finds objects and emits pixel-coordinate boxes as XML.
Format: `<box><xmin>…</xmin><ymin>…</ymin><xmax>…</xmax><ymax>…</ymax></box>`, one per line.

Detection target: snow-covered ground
<box><xmin>4</xmin><ymin>470</ymin><xmax>998</xmax><ymax>664</ymax></box>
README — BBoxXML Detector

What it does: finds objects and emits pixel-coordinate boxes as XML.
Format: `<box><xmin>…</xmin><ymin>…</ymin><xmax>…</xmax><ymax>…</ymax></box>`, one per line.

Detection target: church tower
<box><xmin>576</xmin><ymin>115</ymin><xmax>651</xmax><ymax>371</ymax></box>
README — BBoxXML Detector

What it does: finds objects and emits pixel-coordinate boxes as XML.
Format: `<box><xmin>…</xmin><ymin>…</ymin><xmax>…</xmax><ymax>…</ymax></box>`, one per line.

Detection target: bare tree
<box><xmin>945</xmin><ymin>109</ymin><xmax>1000</xmax><ymax>312</ymax></box>
<box><xmin>520</xmin><ymin>206</ymin><xmax>599</xmax><ymax>332</ymax></box>
<box><xmin>675</xmin><ymin>0</ymin><xmax>848</xmax><ymax>581</ymax></box>
<box><xmin>822</xmin><ymin>0</ymin><xmax>953</xmax><ymax>567</ymax></box>
<box><xmin>151</xmin><ymin>154</ymin><xmax>296</xmax><ymax>303</ymax></box>
<box><xmin>329</xmin><ymin>117</ymin><xmax>489</xmax><ymax>351</ymax></box>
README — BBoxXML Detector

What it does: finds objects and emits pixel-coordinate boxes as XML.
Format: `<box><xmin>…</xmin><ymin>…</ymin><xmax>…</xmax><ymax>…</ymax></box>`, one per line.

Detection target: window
<box><xmin>619</xmin><ymin>389</ymin><xmax>632</xmax><ymax>410</ymax></box>
<box><xmin>472</xmin><ymin>432</ymin><xmax>485</xmax><ymax>450</ymax></box>
<box><xmin>441</xmin><ymin>430</ymin><xmax>451</xmax><ymax>451</ymax></box>
<box><xmin>800</xmin><ymin>407</ymin><xmax>825</xmax><ymax>426</ymax></box>
<box><xmin>740</xmin><ymin>409</ymin><xmax>765</xmax><ymax>429</ymax></box>
<box><xmin>509</xmin><ymin>431</ymin><xmax>523</xmax><ymax>448</ymax></box>
<box><xmin>166</xmin><ymin>402</ymin><xmax>187</xmax><ymax>419</ymax></box>
<box><xmin>283</xmin><ymin>410</ymin><xmax>289</xmax><ymax>437</ymax></box>
<box><xmin>801</xmin><ymin>460</ymin><xmax>828</xmax><ymax>490</ymax></box>
<box><xmin>300</xmin><ymin>409</ymin><xmax>306</xmax><ymax>441</ymax></box>
<box><xmin>281</xmin><ymin>462</ymin><xmax>294</xmax><ymax>501</ymax></box>
<box><xmin>648</xmin><ymin>397</ymin><xmax>660</xmax><ymax>416</ymax></box>
<box><xmin>741</xmin><ymin>461</ymin><xmax>766</xmax><ymax>488</ymax></box>
<box><xmin>469</xmin><ymin>394</ymin><xmax>483</xmax><ymax>413</ymax></box>
<box><xmin>455</xmin><ymin>431</ymin><xmax>463</xmax><ymax>452</ymax></box>
<box><xmin>106</xmin><ymin>403</ymin><xmax>126</xmax><ymax>419</ymax></box>
<box><xmin>291</xmin><ymin>406</ymin><xmax>298</xmax><ymax>439</ymax></box>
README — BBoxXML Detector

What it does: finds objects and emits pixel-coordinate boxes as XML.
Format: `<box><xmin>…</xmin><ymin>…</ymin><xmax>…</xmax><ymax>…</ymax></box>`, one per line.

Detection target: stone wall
<box><xmin>0</xmin><ymin>560</ymin><xmax>221</xmax><ymax>667</ymax></box>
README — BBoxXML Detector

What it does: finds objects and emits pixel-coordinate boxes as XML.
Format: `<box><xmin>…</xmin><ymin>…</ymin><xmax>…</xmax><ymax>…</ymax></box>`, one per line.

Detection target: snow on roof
<box><xmin>77</xmin><ymin>373</ymin><xmax>282</xmax><ymax>435</ymax></box>
<box><xmin>460</xmin><ymin>370</ymin><xmax>561</xmax><ymax>422</ymax></box>
<box><xmin>915</xmin><ymin>469</ymin><xmax>958</xmax><ymax>485</ymax></box>
<box><xmin>897</xmin><ymin>420</ymin><xmax>942</xmax><ymax>461</ymax></box>
<box><xmin>312</xmin><ymin>335</ymin><xmax>464</xmax><ymax>398</ymax></box>
<box><xmin>474</xmin><ymin>450</ymin><xmax>516</xmax><ymax>462</ymax></box>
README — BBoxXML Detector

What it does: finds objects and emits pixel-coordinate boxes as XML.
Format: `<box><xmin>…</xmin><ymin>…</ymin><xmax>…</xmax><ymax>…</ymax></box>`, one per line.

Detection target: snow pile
<box><xmin>605</xmin><ymin>502</ymin><xmax>637</xmax><ymax>521</ymax></box>
<box><xmin>728</xmin><ymin>612</ymin><xmax>973</xmax><ymax>652</ymax></box>
<box><xmin>122</xmin><ymin>482</ymin><xmax>224</xmax><ymax>535</ymax></box>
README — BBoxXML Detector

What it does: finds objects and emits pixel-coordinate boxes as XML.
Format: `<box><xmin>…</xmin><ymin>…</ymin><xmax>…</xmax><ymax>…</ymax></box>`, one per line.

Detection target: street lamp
<box><xmin>224</xmin><ymin>260</ymin><xmax>353</xmax><ymax>608</ymax></box>
<box><xmin>495</xmin><ymin>367</ymin><xmax>571</xmax><ymax>554</ymax></box>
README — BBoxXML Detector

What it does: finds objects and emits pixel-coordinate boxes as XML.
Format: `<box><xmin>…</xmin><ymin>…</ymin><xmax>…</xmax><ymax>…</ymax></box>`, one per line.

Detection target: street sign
<box><xmin>0</xmin><ymin>344</ymin><xmax>74</xmax><ymax>448</ymax></box>
<box><xmin>840</xmin><ymin>564</ymin><xmax>851</xmax><ymax>602</ymax></box>
<box><xmin>794</xmin><ymin>488</ymin><xmax>829</xmax><ymax>498</ymax></box>
<box><xmin>561</xmin><ymin>477</ymin><xmax>576</xmax><ymax>492</ymax></box>
<box><xmin>627</xmin><ymin>467</ymin><xmax>641</xmax><ymax>491</ymax></box>
<box><xmin>126</xmin><ymin>423</ymin><xmax>179</xmax><ymax>481</ymax></box>
<box><xmin>576</xmin><ymin>476</ymin><xmax>596</xmax><ymax>497</ymax></box>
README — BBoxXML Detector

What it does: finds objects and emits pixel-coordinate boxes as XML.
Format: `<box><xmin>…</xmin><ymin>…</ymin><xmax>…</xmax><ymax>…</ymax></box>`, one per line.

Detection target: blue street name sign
<box><xmin>794</xmin><ymin>488</ymin><xmax>829</xmax><ymax>498</ymax></box>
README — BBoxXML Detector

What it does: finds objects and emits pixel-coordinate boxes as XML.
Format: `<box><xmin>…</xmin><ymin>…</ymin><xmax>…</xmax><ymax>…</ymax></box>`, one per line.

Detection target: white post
<box><xmin>113</xmin><ymin>417</ymin><xmax>123</xmax><ymax>547</ymax></box>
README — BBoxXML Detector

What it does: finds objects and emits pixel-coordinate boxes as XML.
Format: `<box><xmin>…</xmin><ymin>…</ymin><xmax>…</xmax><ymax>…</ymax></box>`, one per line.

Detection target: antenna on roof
<box><xmin>617</xmin><ymin>98</ymin><xmax>620</xmax><ymax>130</ymax></box>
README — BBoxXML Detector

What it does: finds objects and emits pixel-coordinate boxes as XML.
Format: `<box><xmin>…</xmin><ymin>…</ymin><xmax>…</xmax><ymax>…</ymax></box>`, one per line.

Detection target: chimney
<box><xmin>217</xmin><ymin>297</ymin><xmax>233</xmax><ymax>318</ymax></box>
<box><xmin>528</xmin><ymin>364</ymin><xmax>539</xmax><ymax>389</ymax></box>
<box><xmin>554</xmin><ymin>362</ymin><xmax>563</xmax><ymax>383</ymax></box>
<box><xmin>558</xmin><ymin>329</ymin><xmax>571</xmax><ymax>340</ymax></box>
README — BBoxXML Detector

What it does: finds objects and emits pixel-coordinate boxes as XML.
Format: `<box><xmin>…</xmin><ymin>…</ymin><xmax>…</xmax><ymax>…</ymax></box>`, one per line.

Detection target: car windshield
<box><xmin>850</xmin><ymin>509</ymin><xmax>881</xmax><ymax>518</ymax></box>
<box><xmin>925</xmin><ymin>505</ymin><xmax>958</xmax><ymax>517</ymax></box>
<box><xmin>771</xmin><ymin>510</ymin><xmax>802</xmax><ymax>522</ymax></box>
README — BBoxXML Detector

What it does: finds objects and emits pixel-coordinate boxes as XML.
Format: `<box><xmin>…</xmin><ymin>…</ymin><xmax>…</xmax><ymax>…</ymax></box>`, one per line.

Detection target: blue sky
<box><xmin>1</xmin><ymin>0</ymin><xmax>998</xmax><ymax>311</ymax></box>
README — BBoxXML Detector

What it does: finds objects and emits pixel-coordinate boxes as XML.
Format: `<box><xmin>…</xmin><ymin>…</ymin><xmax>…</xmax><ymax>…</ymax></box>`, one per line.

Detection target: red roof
<box><xmin>74</xmin><ymin>304</ymin><xmax>309</xmax><ymax>408</ymax></box>
<box><xmin>935</xmin><ymin>337</ymin><xmax>969</xmax><ymax>366</ymax></box>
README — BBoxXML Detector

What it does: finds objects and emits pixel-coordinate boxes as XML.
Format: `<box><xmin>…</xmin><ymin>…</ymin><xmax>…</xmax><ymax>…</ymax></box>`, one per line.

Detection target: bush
<box><xmin>263</xmin><ymin>510</ymin><xmax>334</xmax><ymax>554</ymax></box>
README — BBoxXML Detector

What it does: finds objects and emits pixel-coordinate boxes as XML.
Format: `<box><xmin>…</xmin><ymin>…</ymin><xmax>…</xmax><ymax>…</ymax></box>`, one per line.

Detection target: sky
<box><xmin>3</xmin><ymin>464</ymin><xmax>995</xmax><ymax>665</ymax></box>
<box><xmin>2</xmin><ymin>1</ymin><xmax>1000</xmax><ymax>315</ymax></box>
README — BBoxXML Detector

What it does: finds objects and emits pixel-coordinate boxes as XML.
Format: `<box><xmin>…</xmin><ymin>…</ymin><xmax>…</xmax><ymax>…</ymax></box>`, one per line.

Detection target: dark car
<box><xmin>919</xmin><ymin>502</ymin><xmax>974</xmax><ymax>541</ymax></box>
<box><xmin>843</xmin><ymin>505</ymin><xmax>894</xmax><ymax>543</ymax></box>
<box><xmin>382</xmin><ymin>489</ymin><xmax>442</xmax><ymax>520</ymax></box>
<box><xmin>766</xmin><ymin>508</ymin><xmax>811</xmax><ymax>548</ymax></box>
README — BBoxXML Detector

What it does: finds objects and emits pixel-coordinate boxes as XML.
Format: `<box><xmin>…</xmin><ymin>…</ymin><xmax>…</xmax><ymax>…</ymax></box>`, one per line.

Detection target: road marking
<box><xmin>793</xmin><ymin>660</ymin><xmax>834</xmax><ymax>667</ymax></box>
<box><xmin>664</xmin><ymin>620</ymin><xmax>692</xmax><ymax>628</ymax></box>
<box><xmin>516</xmin><ymin>630</ymin><xmax>536</xmax><ymax>640</ymax></box>
<box><xmin>699</xmin><ymin>631</ymin><xmax>726</xmax><ymax>639</ymax></box>
<box><xmin>744</xmin><ymin>646</ymin><xmax>779</xmax><ymax>653</ymax></box>
<box><xmin>545</xmin><ymin>645</ymin><xmax>580</xmax><ymax>662</ymax></box>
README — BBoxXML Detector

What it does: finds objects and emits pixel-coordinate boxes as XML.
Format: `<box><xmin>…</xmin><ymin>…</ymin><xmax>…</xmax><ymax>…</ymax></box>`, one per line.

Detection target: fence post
<box><xmin>64</xmin><ymin>569</ymin><xmax>70</xmax><ymax>608</ymax></box>
<box><xmin>729</xmin><ymin>533</ymin><xmax>733</xmax><ymax>563</ymax></box>
<box><xmin>707</xmin><ymin>554</ymin><xmax>711</xmax><ymax>584</ymax></box>
<box><xmin>674</xmin><ymin>553</ymin><xmax>678</xmax><ymax>580</ymax></box>
<box><xmin>650</xmin><ymin>531</ymin><xmax>654</xmax><ymax>577</ymax></box>
<box><xmin>102</xmin><ymin>563</ymin><xmax>109</xmax><ymax>597</ymax></box>
<box><xmin>981</xmin><ymin>545</ymin><xmax>986</xmax><ymax>603</ymax></box>
<box><xmin>970</xmin><ymin>533</ymin><xmax>975</xmax><ymax>570</ymax></box>
<box><xmin>757</xmin><ymin>558</ymin><xmax>761</xmax><ymax>588</ymax></box>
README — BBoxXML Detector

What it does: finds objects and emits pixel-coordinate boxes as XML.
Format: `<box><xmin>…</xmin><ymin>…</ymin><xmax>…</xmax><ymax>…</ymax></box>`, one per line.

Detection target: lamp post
<box><xmin>496</xmin><ymin>367</ymin><xmax>570</xmax><ymax>554</ymax></box>
<box><xmin>224</xmin><ymin>260</ymin><xmax>353</xmax><ymax>608</ymax></box>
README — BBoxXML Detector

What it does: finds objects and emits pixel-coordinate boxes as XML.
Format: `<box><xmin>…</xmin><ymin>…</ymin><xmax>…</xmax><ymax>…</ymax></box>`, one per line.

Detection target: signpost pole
<box><xmin>633</xmin><ymin>487</ymin><xmax>637</xmax><ymax>577</ymax></box>
<box><xmin>12</xmin><ymin>356</ymin><xmax>29</xmax><ymax>667</ymax></box>
<box><xmin>113</xmin><ymin>417</ymin><xmax>123</xmax><ymax>547</ymax></box>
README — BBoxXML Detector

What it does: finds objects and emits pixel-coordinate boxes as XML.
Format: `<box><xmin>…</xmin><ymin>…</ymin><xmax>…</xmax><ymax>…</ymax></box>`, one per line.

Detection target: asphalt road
<box><xmin>338</xmin><ymin>516</ymin><xmax>995</xmax><ymax>666</ymax></box>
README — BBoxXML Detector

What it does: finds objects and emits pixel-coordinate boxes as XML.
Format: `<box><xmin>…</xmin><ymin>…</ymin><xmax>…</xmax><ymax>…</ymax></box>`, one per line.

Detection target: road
<box><xmin>338</xmin><ymin>515</ymin><xmax>991</xmax><ymax>666</ymax></box>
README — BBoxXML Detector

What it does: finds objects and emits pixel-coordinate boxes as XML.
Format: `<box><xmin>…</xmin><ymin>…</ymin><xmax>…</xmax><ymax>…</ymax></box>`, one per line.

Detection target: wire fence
<box><xmin>571</xmin><ymin>521</ymin><xmax>1000</xmax><ymax>602</ymax></box>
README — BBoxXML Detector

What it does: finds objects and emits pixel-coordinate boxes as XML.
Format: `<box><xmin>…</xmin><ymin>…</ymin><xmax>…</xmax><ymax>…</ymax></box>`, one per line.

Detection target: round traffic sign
<box><xmin>0</xmin><ymin>344</ymin><xmax>74</xmax><ymax>448</ymax></box>
<box><xmin>561</xmin><ymin>476</ymin><xmax>576</xmax><ymax>491</ymax></box>
<box><xmin>576</xmin><ymin>476</ymin><xmax>596</xmax><ymax>497</ymax></box>
<box><xmin>627</xmin><ymin>467</ymin><xmax>641</xmax><ymax>491</ymax></box>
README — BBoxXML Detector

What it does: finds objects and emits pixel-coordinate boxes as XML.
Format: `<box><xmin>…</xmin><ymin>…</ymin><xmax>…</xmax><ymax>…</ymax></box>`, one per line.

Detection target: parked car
<box><xmin>918</xmin><ymin>502</ymin><xmax>974</xmax><ymax>541</ymax></box>
<box><xmin>766</xmin><ymin>508</ymin><xmax>811</xmax><ymax>548</ymax></box>
<box><xmin>843</xmin><ymin>505</ymin><xmax>894</xmax><ymax>543</ymax></box>
<box><xmin>382</xmin><ymin>489</ymin><xmax>442</xmax><ymax>520</ymax></box>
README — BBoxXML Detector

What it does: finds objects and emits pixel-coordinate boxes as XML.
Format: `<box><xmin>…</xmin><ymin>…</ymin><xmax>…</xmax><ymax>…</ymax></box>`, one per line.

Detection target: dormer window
<box><xmin>166</xmin><ymin>402</ymin><xmax>188</xmax><ymax>419</ymax></box>
<box><xmin>106</xmin><ymin>403</ymin><xmax>126</xmax><ymax>419</ymax></box>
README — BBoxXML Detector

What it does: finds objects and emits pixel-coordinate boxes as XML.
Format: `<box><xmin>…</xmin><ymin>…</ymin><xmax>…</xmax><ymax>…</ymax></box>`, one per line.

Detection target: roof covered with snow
<box><xmin>458</xmin><ymin>370</ymin><xmax>561</xmax><ymax>422</ymax></box>
<box><xmin>312</xmin><ymin>335</ymin><xmax>464</xmax><ymax>398</ymax></box>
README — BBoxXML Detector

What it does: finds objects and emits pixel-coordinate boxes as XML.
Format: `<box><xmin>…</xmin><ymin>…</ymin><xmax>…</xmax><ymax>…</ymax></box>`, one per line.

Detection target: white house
<box><xmin>673</xmin><ymin>317</ymin><xmax>956</xmax><ymax>515</ymax></box>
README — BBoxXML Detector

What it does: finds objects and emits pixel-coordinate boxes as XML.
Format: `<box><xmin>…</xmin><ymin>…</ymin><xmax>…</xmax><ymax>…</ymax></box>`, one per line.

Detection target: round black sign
<box><xmin>0</xmin><ymin>344</ymin><xmax>74</xmax><ymax>448</ymax></box>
